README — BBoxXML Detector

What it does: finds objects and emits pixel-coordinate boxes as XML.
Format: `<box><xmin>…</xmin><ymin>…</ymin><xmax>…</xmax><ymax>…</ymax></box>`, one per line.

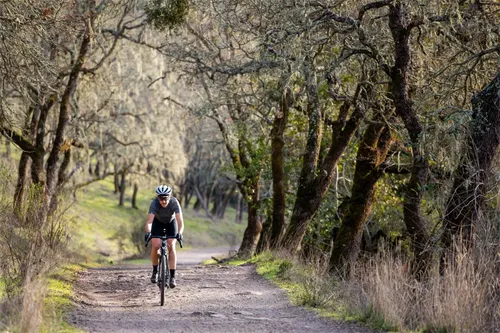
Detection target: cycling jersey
<box><xmin>148</xmin><ymin>197</ymin><xmax>181</xmax><ymax>224</ymax></box>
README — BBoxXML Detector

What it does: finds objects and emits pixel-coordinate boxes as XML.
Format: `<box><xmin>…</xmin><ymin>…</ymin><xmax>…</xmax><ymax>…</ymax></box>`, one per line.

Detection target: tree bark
<box><xmin>210</xmin><ymin>190</ymin><xmax>219</xmax><ymax>216</ymax></box>
<box><xmin>114</xmin><ymin>164</ymin><xmax>120</xmax><ymax>194</ymax></box>
<box><xmin>132</xmin><ymin>183</ymin><xmax>139</xmax><ymax>209</ymax></box>
<box><xmin>329</xmin><ymin>119</ymin><xmax>393</xmax><ymax>274</ymax></box>
<box><xmin>442</xmin><ymin>72</ymin><xmax>500</xmax><ymax>253</ymax></box>
<box><xmin>256</xmin><ymin>211</ymin><xmax>272</xmax><ymax>254</ymax></box>
<box><xmin>119</xmin><ymin>170</ymin><xmax>126</xmax><ymax>206</ymax></box>
<box><xmin>388</xmin><ymin>2</ymin><xmax>431</xmax><ymax>279</ymax></box>
<box><xmin>193</xmin><ymin>197</ymin><xmax>201</xmax><ymax>211</ymax></box>
<box><xmin>94</xmin><ymin>160</ymin><xmax>101</xmax><ymax>177</ymax></box>
<box><xmin>235</xmin><ymin>194</ymin><xmax>244</xmax><ymax>223</ymax></box>
<box><xmin>193</xmin><ymin>184</ymin><xmax>212</xmax><ymax>218</ymax></box>
<box><xmin>281</xmin><ymin>61</ymin><xmax>366</xmax><ymax>253</ymax></box>
<box><xmin>13</xmin><ymin>153</ymin><xmax>31</xmax><ymax>212</ymax></box>
<box><xmin>216</xmin><ymin>185</ymin><xmax>236</xmax><ymax>219</ymax></box>
<box><xmin>269</xmin><ymin>87</ymin><xmax>291</xmax><ymax>248</ymax></box>
<box><xmin>237</xmin><ymin>176</ymin><xmax>262</xmax><ymax>258</ymax></box>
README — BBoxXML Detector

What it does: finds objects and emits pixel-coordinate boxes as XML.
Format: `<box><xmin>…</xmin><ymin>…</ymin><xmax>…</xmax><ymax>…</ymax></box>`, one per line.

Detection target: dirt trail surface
<box><xmin>70</xmin><ymin>248</ymin><xmax>379</xmax><ymax>333</ymax></box>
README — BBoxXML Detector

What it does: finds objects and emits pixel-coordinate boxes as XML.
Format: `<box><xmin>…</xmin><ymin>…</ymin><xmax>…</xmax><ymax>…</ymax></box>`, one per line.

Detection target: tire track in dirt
<box><xmin>70</xmin><ymin>249</ymin><xmax>379</xmax><ymax>333</ymax></box>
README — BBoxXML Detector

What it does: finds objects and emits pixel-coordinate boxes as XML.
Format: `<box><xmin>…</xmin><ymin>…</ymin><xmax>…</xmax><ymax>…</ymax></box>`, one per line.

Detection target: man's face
<box><xmin>158</xmin><ymin>195</ymin><xmax>170</xmax><ymax>207</ymax></box>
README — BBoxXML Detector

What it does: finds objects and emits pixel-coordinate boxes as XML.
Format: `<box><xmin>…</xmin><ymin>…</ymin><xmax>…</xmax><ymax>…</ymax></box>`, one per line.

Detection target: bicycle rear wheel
<box><xmin>160</xmin><ymin>252</ymin><xmax>166</xmax><ymax>306</ymax></box>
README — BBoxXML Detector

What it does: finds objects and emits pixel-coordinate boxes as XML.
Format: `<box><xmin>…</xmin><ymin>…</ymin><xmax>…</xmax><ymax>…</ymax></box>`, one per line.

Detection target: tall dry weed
<box><xmin>344</xmin><ymin>242</ymin><xmax>500</xmax><ymax>332</ymax></box>
<box><xmin>356</xmin><ymin>254</ymin><xmax>411</xmax><ymax>329</ymax></box>
<box><xmin>297</xmin><ymin>256</ymin><xmax>340</xmax><ymax>308</ymax></box>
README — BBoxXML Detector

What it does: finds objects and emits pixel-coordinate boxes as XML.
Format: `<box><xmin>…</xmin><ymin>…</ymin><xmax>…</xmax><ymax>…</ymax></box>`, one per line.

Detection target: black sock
<box><xmin>153</xmin><ymin>265</ymin><xmax>158</xmax><ymax>273</ymax></box>
<box><xmin>170</xmin><ymin>269</ymin><xmax>175</xmax><ymax>278</ymax></box>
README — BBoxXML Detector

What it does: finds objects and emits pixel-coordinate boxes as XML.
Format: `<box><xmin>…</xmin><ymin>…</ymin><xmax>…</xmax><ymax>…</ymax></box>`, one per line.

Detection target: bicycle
<box><xmin>145</xmin><ymin>229</ymin><xmax>183</xmax><ymax>306</ymax></box>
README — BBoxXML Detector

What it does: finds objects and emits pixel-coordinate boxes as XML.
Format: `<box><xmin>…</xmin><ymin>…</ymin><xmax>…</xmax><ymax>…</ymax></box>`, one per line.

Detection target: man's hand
<box><xmin>144</xmin><ymin>232</ymin><xmax>151</xmax><ymax>243</ymax></box>
<box><xmin>175</xmin><ymin>233</ymin><xmax>183</xmax><ymax>242</ymax></box>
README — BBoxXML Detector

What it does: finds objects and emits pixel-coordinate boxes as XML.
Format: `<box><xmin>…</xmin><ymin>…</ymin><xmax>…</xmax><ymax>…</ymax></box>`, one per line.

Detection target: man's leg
<box><xmin>150</xmin><ymin>238</ymin><xmax>161</xmax><ymax>283</ymax></box>
<box><xmin>167</xmin><ymin>239</ymin><xmax>177</xmax><ymax>288</ymax></box>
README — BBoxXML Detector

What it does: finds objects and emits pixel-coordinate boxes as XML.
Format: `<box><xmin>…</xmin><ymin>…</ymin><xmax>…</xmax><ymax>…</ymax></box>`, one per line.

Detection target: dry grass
<box><xmin>340</xmin><ymin>245</ymin><xmax>500</xmax><ymax>332</ymax></box>
<box><xmin>275</xmin><ymin>232</ymin><xmax>500</xmax><ymax>333</ymax></box>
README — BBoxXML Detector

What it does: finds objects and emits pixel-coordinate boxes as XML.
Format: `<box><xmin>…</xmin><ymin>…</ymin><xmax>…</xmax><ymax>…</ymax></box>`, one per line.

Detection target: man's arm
<box><xmin>175</xmin><ymin>212</ymin><xmax>184</xmax><ymax>235</ymax></box>
<box><xmin>145</xmin><ymin>213</ymin><xmax>155</xmax><ymax>233</ymax></box>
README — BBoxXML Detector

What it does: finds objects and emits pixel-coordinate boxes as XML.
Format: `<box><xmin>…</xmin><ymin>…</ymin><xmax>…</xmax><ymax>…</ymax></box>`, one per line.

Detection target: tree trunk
<box><xmin>237</xmin><ymin>176</ymin><xmax>262</xmax><ymax>258</ymax></box>
<box><xmin>442</xmin><ymin>72</ymin><xmax>500</xmax><ymax>255</ymax></box>
<box><xmin>235</xmin><ymin>194</ymin><xmax>244</xmax><ymax>223</ymax></box>
<box><xmin>256</xmin><ymin>214</ymin><xmax>272</xmax><ymax>254</ymax></box>
<box><xmin>132</xmin><ymin>183</ymin><xmax>139</xmax><ymax>209</ymax></box>
<box><xmin>216</xmin><ymin>185</ymin><xmax>236</xmax><ymax>219</ymax></box>
<box><xmin>281</xmin><ymin>188</ymin><xmax>323</xmax><ymax>252</ymax></box>
<box><xmin>210</xmin><ymin>190</ymin><xmax>219</xmax><ymax>216</ymax></box>
<box><xmin>184</xmin><ymin>192</ymin><xmax>192</xmax><ymax>209</ymax></box>
<box><xmin>193</xmin><ymin>184</ymin><xmax>212</xmax><ymax>218</ymax></box>
<box><xmin>94</xmin><ymin>160</ymin><xmax>101</xmax><ymax>177</ymax></box>
<box><xmin>13</xmin><ymin>153</ymin><xmax>31</xmax><ymax>211</ymax></box>
<box><xmin>13</xmin><ymin>98</ymin><xmax>41</xmax><ymax>209</ymax></box>
<box><xmin>388</xmin><ymin>3</ymin><xmax>431</xmax><ymax>279</ymax></box>
<box><xmin>57</xmin><ymin>149</ymin><xmax>72</xmax><ymax>187</ymax></box>
<box><xmin>102</xmin><ymin>154</ymin><xmax>109</xmax><ymax>175</ymax></box>
<box><xmin>119</xmin><ymin>171</ymin><xmax>126</xmax><ymax>206</ymax></box>
<box><xmin>193</xmin><ymin>197</ymin><xmax>201</xmax><ymax>212</ymax></box>
<box><xmin>114</xmin><ymin>164</ymin><xmax>120</xmax><ymax>194</ymax></box>
<box><xmin>206</xmin><ymin>179</ymin><xmax>218</xmax><ymax>213</ymax></box>
<box><xmin>329</xmin><ymin>120</ymin><xmax>393</xmax><ymax>274</ymax></box>
<box><xmin>269</xmin><ymin>87</ymin><xmax>291</xmax><ymax>248</ymax></box>
<box><xmin>181</xmin><ymin>178</ymin><xmax>193</xmax><ymax>209</ymax></box>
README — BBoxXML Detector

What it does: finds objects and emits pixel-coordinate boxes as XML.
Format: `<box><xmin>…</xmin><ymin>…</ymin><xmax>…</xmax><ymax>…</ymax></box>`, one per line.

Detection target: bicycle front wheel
<box><xmin>160</xmin><ymin>252</ymin><xmax>166</xmax><ymax>306</ymax></box>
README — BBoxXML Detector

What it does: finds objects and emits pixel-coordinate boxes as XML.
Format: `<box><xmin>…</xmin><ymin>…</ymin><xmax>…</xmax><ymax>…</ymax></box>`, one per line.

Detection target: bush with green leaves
<box><xmin>145</xmin><ymin>0</ymin><xmax>189</xmax><ymax>30</ymax></box>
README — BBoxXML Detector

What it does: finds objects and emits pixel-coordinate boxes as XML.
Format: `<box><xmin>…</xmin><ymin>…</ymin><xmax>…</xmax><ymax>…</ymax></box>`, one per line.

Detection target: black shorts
<box><xmin>151</xmin><ymin>218</ymin><xmax>177</xmax><ymax>237</ymax></box>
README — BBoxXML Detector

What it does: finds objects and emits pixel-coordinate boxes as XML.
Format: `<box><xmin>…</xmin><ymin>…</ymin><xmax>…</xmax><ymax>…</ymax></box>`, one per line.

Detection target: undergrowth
<box><xmin>240</xmin><ymin>248</ymin><xmax>500</xmax><ymax>333</ymax></box>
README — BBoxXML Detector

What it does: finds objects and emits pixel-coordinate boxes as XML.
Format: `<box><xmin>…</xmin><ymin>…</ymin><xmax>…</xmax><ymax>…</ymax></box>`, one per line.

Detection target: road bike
<box><xmin>146</xmin><ymin>230</ymin><xmax>183</xmax><ymax>306</ymax></box>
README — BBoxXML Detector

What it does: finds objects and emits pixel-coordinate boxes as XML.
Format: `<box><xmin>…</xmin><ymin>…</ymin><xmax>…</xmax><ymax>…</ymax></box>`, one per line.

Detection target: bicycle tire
<box><xmin>166</xmin><ymin>250</ymin><xmax>170</xmax><ymax>285</ymax></box>
<box><xmin>160</xmin><ymin>252</ymin><xmax>166</xmax><ymax>306</ymax></box>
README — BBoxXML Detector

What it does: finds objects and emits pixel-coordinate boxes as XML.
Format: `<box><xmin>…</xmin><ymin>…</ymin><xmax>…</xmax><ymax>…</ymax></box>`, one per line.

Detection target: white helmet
<box><xmin>155</xmin><ymin>185</ymin><xmax>172</xmax><ymax>196</ymax></box>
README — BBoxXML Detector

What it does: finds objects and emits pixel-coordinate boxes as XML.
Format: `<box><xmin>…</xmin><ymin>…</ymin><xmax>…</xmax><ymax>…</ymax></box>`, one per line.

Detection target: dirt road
<box><xmin>70</xmin><ymin>248</ymin><xmax>378</xmax><ymax>333</ymax></box>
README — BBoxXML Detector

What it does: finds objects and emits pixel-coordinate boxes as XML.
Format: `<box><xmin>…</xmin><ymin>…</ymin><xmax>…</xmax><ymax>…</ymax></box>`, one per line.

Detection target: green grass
<box><xmin>69</xmin><ymin>179</ymin><xmax>145</xmax><ymax>262</ymax></box>
<box><xmin>41</xmin><ymin>265</ymin><xmax>87</xmax><ymax>333</ymax></box>
<box><xmin>183</xmin><ymin>210</ymin><xmax>244</xmax><ymax>248</ymax></box>
<box><xmin>0</xmin><ymin>278</ymin><xmax>4</xmax><ymax>300</ymax></box>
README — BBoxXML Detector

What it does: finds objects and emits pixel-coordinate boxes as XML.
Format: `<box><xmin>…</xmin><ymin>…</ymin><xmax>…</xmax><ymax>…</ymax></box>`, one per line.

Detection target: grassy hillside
<box><xmin>70</xmin><ymin>178</ymin><xmax>246</xmax><ymax>263</ymax></box>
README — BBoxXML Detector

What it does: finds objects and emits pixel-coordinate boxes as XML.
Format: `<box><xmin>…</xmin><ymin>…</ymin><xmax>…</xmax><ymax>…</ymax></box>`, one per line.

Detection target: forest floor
<box><xmin>69</xmin><ymin>248</ymin><xmax>381</xmax><ymax>333</ymax></box>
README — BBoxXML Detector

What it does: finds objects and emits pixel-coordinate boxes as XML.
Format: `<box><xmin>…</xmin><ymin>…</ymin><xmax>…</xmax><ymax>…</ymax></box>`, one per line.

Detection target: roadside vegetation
<box><xmin>234</xmin><ymin>249</ymin><xmax>498</xmax><ymax>333</ymax></box>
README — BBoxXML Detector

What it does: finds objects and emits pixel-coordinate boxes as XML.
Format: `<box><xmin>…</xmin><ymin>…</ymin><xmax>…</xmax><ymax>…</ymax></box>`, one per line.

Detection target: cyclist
<box><xmin>144</xmin><ymin>185</ymin><xmax>184</xmax><ymax>288</ymax></box>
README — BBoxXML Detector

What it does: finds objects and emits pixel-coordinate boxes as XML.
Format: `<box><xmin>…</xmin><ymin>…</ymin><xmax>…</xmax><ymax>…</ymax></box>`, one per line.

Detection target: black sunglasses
<box><xmin>158</xmin><ymin>196</ymin><xmax>169</xmax><ymax>201</ymax></box>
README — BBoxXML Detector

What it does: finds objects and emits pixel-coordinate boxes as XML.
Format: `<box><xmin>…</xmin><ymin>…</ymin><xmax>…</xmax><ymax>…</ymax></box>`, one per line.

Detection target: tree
<box><xmin>1</xmin><ymin>0</ymin><xmax>97</xmax><ymax>221</ymax></box>
<box><xmin>442</xmin><ymin>72</ymin><xmax>500</xmax><ymax>257</ymax></box>
<box><xmin>329</xmin><ymin>110</ymin><xmax>394</xmax><ymax>273</ymax></box>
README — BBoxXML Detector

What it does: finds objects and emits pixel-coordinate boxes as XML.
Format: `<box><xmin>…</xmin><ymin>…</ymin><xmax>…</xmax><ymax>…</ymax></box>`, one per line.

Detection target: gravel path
<box><xmin>70</xmin><ymin>249</ymin><xmax>380</xmax><ymax>333</ymax></box>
